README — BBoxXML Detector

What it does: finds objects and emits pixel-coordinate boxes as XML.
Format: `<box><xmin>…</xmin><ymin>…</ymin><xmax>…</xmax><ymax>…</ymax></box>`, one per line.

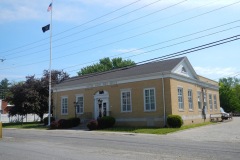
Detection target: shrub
<box><xmin>68</xmin><ymin>117</ymin><xmax>81</xmax><ymax>127</ymax></box>
<box><xmin>50</xmin><ymin>121</ymin><xmax>59</xmax><ymax>129</ymax></box>
<box><xmin>43</xmin><ymin>117</ymin><xmax>55</xmax><ymax>126</ymax></box>
<box><xmin>98</xmin><ymin>116</ymin><xmax>116</xmax><ymax>129</ymax></box>
<box><xmin>87</xmin><ymin>120</ymin><xmax>98</xmax><ymax>130</ymax></box>
<box><xmin>167</xmin><ymin>115</ymin><xmax>183</xmax><ymax>128</ymax></box>
<box><xmin>57</xmin><ymin>119</ymin><xmax>72</xmax><ymax>129</ymax></box>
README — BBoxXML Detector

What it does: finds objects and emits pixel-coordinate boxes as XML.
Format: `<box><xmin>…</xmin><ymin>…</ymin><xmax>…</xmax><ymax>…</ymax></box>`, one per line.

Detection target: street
<box><xmin>1</xmin><ymin>118</ymin><xmax>240</xmax><ymax>160</ymax></box>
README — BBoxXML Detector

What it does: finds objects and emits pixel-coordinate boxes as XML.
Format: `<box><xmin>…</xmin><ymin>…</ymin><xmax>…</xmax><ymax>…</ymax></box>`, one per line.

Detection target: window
<box><xmin>61</xmin><ymin>96</ymin><xmax>68</xmax><ymax>115</ymax></box>
<box><xmin>213</xmin><ymin>94</ymin><xmax>217</xmax><ymax>110</ymax></box>
<box><xmin>188</xmin><ymin>89</ymin><xmax>193</xmax><ymax>110</ymax></box>
<box><xmin>197</xmin><ymin>91</ymin><xmax>202</xmax><ymax>110</ymax></box>
<box><xmin>76</xmin><ymin>95</ymin><xmax>84</xmax><ymax>114</ymax></box>
<box><xmin>121</xmin><ymin>90</ymin><xmax>132</xmax><ymax>112</ymax></box>
<box><xmin>204</xmin><ymin>92</ymin><xmax>207</xmax><ymax>110</ymax></box>
<box><xmin>178</xmin><ymin>87</ymin><xmax>184</xmax><ymax>110</ymax></box>
<box><xmin>209</xmin><ymin>94</ymin><xmax>213</xmax><ymax>110</ymax></box>
<box><xmin>144</xmin><ymin>88</ymin><xmax>156</xmax><ymax>111</ymax></box>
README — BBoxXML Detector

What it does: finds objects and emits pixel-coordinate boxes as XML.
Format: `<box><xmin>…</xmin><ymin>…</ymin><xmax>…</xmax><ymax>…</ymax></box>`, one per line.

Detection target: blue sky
<box><xmin>0</xmin><ymin>0</ymin><xmax>240</xmax><ymax>83</ymax></box>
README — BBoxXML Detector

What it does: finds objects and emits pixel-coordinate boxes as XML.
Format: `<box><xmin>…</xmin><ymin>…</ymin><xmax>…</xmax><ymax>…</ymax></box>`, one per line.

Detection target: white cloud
<box><xmin>0</xmin><ymin>0</ymin><xmax>84</xmax><ymax>23</ymax></box>
<box><xmin>194</xmin><ymin>66</ymin><xmax>238</xmax><ymax>79</ymax></box>
<box><xmin>1</xmin><ymin>0</ymin><xmax>238</xmax><ymax>23</ymax></box>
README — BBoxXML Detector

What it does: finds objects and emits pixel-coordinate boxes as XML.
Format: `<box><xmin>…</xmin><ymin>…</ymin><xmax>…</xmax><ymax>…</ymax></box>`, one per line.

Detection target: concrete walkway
<box><xmin>166</xmin><ymin>117</ymin><xmax>240</xmax><ymax>142</ymax></box>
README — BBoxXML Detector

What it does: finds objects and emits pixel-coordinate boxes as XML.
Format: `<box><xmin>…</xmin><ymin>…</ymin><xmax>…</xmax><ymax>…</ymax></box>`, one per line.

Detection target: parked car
<box><xmin>220</xmin><ymin>107</ymin><xmax>230</xmax><ymax>120</ymax></box>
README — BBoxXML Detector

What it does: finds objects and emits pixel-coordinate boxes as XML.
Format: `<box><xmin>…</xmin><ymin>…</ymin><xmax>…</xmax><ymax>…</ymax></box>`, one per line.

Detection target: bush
<box><xmin>58</xmin><ymin>119</ymin><xmax>72</xmax><ymax>129</ymax></box>
<box><xmin>98</xmin><ymin>116</ymin><xmax>115</xmax><ymax>129</ymax></box>
<box><xmin>43</xmin><ymin>117</ymin><xmax>55</xmax><ymax>126</ymax></box>
<box><xmin>68</xmin><ymin>117</ymin><xmax>81</xmax><ymax>127</ymax></box>
<box><xmin>167</xmin><ymin>115</ymin><xmax>183</xmax><ymax>128</ymax></box>
<box><xmin>50</xmin><ymin>121</ymin><xmax>59</xmax><ymax>129</ymax></box>
<box><xmin>87</xmin><ymin>120</ymin><xmax>98</xmax><ymax>130</ymax></box>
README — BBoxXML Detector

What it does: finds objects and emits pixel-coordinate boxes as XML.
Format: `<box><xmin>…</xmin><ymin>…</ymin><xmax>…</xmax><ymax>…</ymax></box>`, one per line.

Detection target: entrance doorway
<box><xmin>94</xmin><ymin>90</ymin><xmax>109</xmax><ymax>119</ymax></box>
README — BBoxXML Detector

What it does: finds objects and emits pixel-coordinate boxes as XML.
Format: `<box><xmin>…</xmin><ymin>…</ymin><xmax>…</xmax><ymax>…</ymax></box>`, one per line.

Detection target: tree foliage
<box><xmin>6</xmin><ymin>70</ymin><xmax>69</xmax><ymax>121</ymax></box>
<box><xmin>0</xmin><ymin>78</ymin><xmax>11</xmax><ymax>100</ymax></box>
<box><xmin>77</xmin><ymin>57</ymin><xmax>135</xmax><ymax>75</ymax></box>
<box><xmin>219</xmin><ymin>77</ymin><xmax>240</xmax><ymax>112</ymax></box>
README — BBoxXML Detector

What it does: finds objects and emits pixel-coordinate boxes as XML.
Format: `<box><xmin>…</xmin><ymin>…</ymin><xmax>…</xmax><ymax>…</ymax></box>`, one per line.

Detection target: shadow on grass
<box><xmin>2</xmin><ymin>122</ymin><xmax>48</xmax><ymax>129</ymax></box>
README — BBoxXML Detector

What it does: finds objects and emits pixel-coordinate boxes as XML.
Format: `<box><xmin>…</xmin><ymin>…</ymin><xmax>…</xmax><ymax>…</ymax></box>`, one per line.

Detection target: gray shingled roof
<box><xmin>56</xmin><ymin>57</ymin><xmax>185</xmax><ymax>87</ymax></box>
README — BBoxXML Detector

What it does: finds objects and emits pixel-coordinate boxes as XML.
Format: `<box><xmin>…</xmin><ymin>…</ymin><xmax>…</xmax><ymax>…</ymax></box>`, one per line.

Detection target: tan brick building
<box><xmin>53</xmin><ymin>57</ymin><xmax>220</xmax><ymax>127</ymax></box>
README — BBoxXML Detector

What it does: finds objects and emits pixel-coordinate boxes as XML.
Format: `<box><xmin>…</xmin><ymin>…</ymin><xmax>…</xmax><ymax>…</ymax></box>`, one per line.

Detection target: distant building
<box><xmin>53</xmin><ymin>57</ymin><xmax>220</xmax><ymax>127</ymax></box>
<box><xmin>0</xmin><ymin>99</ymin><xmax>13</xmax><ymax>114</ymax></box>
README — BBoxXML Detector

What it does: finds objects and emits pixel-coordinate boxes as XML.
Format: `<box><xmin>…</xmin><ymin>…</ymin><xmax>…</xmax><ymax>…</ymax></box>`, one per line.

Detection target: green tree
<box><xmin>0</xmin><ymin>78</ymin><xmax>11</xmax><ymax>100</ymax></box>
<box><xmin>219</xmin><ymin>77</ymin><xmax>240</xmax><ymax>112</ymax></box>
<box><xmin>77</xmin><ymin>57</ymin><xmax>135</xmax><ymax>75</ymax></box>
<box><xmin>7</xmin><ymin>70</ymin><xmax>69</xmax><ymax>121</ymax></box>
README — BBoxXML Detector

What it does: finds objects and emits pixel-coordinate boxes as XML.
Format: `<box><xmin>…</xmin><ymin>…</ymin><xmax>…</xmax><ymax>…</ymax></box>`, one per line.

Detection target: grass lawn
<box><xmin>2</xmin><ymin>121</ymin><xmax>215</xmax><ymax>134</ymax></box>
<box><xmin>100</xmin><ymin>122</ymin><xmax>214</xmax><ymax>135</ymax></box>
<box><xmin>2</xmin><ymin>122</ymin><xmax>48</xmax><ymax>130</ymax></box>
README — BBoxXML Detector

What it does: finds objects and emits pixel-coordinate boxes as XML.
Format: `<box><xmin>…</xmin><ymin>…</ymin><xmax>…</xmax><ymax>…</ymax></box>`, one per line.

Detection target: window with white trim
<box><xmin>121</xmin><ymin>89</ymin><xmax>132</xmax><ymax>112</ymax></box>
<box><xmin>213</xmin><ymin>94</ymin><xmax>217</xmax><ymax>110</ymax></box>
<box><xmin>144</xmin><ymin>88</ymin><xmax>156</xmax><ymax>111</ymax></box>
<box><xmin>188</xmin><ymin>89</ymin><xmax>193</xmax><ymax>110</ymax></box>
<box><xmin>209</xmin><ymin>94</ymin><xmax>213</xmax><ymax>110</ymax></box>
<box><xmin>61</xmin><ymin>96</ymin><xmax>68</xmax><ymax>115</ymax></box>
<box><xmin>204</xmin><ymin>92</ymin><xmax>208</xmax><ymax>110</ymax></box>
<box><xmin>197</xmin><ymin>91</ymin><xmax>202</xmax><ymax>110</ymax></box>
<box><xmin>178</xmin><ymin>87</ymin><xmax>184</xmax><ymax>110</ymax></box>
<box><xmin>76</xmin><ymin>95</ymin><xmax>84</xmax><ymax>114</ymax></box>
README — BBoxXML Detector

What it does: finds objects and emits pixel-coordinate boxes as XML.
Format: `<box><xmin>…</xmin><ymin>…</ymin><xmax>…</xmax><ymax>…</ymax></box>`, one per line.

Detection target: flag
<box><xmin>42</xmin><ymin>24</ymin><xmax>50</xmax><ymax>33</ymax></box>
<box><xmin>47</xmin><ymin>3</ymin><xmax>52</xmax><ymax>12</ymax></box>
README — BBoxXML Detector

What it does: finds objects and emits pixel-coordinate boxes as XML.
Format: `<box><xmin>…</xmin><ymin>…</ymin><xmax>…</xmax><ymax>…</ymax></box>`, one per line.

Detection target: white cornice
<box><xmin>53</xmin><ymin>71</ymin><xmax>218</xmax><ymax>92</ymax></box>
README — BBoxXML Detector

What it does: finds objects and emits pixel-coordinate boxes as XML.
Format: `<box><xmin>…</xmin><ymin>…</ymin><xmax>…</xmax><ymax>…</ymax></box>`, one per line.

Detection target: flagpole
<box><xmin>48</xmin><ymin>0</ymin><xmax>53</xmax><ymax>126</ymax></box>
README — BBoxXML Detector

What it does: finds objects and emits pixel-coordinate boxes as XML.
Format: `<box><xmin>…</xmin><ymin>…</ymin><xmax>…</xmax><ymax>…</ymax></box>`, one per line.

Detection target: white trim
<box><xmin>61</xmin><ymin>96</ymin><xmax>68</xmax><ymax>115</ymax></box>
<box><xmin>93</xmin><ymin>90</ymin><xmax>109</xmax><ymax>119</ymax></box>
<box><xmin>208</xmin><ymin>93</ymin><xmax>213</xmax><ymax>111</ymax></box>
<box><xmin>188</xmin><ymin>89</ymin><xmax>193</xmax><ymax>111</ymax></box>
<box><xmin>213</xmin><ymin>94</ymin><xmax>217</xmax><ymax>110</ymax></box>
<box><xmin>177</xmin><ymin>87</ymin><xmax>184</xmax><ymax>111</ymax></box>
<box><xmin>143</xmin><ymin>88</ymin><xmax>156</xmax><ymax>112</ymax></box>
<box><xmin>53</xmin><ymin>72</ymin><xmax>218</xmax><ymax>92</ymax></box>
<box><xmin>75</xmin><ymin>94</ymin><xmax>84</xmax><ymax>114</ymax></box>
<box><xmin>120</xmin><ymin>89</ymin><xmax>132</xmax><ymax>113</ymax></box>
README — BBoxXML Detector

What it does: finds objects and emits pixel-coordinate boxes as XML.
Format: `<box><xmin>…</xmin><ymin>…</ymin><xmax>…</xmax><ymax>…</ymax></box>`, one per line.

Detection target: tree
<box><xmin>7</xmin><ymin>70</ymin><xmax>70</xmax><ymax>122</ymax></box>
<box><xmin>77</xmin><ymin>57</ymin><xmax>135</xmax><ymax>75</ymax></box>
<box><xmin>0</xmin><ymin>78</ymin><xmax>11</xmax><ymax>100</ymax></box>
<box><xmin>219</xmin><ymin>77</ymin><xmax>240</xmax><ymax>112</ymax></box>
<box><xmin>42</xmin><ymin>69</ymin><xmax>70</xmax><ymax>85</ymax></box>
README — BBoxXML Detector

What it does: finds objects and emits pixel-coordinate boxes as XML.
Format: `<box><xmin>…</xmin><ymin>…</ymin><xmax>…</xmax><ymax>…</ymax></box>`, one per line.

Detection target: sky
<box><xmin>0</xmin><ymin>0</ymin><xmax>240</xmax><ymax>83</ymax></box>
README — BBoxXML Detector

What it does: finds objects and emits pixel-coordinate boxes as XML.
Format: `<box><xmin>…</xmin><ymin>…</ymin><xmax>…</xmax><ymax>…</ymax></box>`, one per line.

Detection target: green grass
<box><xmin>2</xmin><ymin>122</ymin><xmax>48</xmax><ymax>130</ymax></box>
<box><xmin>100</xmin><ymin>122</ymin><xmax>214</xmax><ymax>135</ymax></box>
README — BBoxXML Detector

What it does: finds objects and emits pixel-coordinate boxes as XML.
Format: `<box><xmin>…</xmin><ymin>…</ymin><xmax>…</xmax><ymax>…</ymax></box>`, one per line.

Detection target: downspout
<box><xmin>201</xmin><ymin>87</ymin><xmax>206</xmax><ymax>121</ymax></box>
<box><xmin>54</xmin><ymin>88</ymin><xmax>57</xmax><ymax>120</ymax></box>
<box><xmin>162</xmin><ymin>73</ymin><xmax>166</xmax><ymax>127</ymax></box>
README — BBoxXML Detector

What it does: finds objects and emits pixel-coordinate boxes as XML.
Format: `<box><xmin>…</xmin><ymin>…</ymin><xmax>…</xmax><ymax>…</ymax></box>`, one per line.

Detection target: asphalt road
<box><xmin>1</xmin><ymin>118</ymin><xmax>240</xmax><ymax>160</ymax></box>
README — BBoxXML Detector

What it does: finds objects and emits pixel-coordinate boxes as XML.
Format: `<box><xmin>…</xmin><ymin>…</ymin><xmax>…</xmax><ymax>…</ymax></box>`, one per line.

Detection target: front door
<box><xmin>94</xmin><ymin>90</ymin><xmax>109</xmax><ymax>119</ymax></box>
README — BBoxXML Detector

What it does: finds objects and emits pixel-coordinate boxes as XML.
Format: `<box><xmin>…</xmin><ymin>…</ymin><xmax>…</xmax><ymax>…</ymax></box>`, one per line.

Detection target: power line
<box><xmin>61</xmin><ymin>24</ymin><xmax>240</xmax><ymax>71</ymax></box>
<box><xmin>6</xmin><ymin>0</ymin><xmax>240</xmax><ymax>62</ymax></box>
<box><xmin>0</xmin><ymin>0</ymin><xmax>143</xmax><ymax>55</ymax></box>
<box><xmin>56</xmin><ymin>34</ymin><xmax>240</xmax><ymax>83</ymax></box>
<box><xmin>6</xmin><ymin>34</ymin><xmax>240</xmax><ymax>82</ymax></box>
<box><xmin>5</xmin><ymin>0</ymin><xmax>187</xmax><ymax>60</ymax></box>
<box><xmin>2</xmin><ymin>24</ymin><xmax>238</xmax><ymax>71</ymax></box>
